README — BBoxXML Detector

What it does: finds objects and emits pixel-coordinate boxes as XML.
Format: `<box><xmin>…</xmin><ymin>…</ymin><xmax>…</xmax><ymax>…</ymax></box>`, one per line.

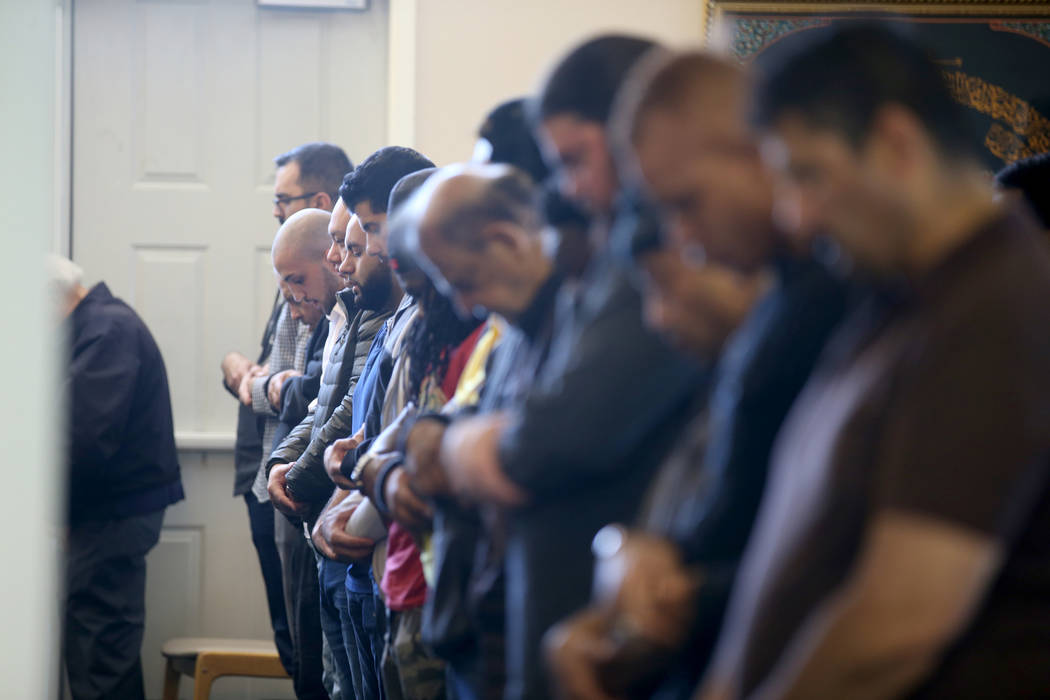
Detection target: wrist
<box><xmin>373</xmin><ymin>459</ymin><xmax>404</xmax><ymax>518</ymax></box>
<box><xmin>356</xmin><ymin>457</ymin><xmax>380</xmax><ymax>498</ymax></box>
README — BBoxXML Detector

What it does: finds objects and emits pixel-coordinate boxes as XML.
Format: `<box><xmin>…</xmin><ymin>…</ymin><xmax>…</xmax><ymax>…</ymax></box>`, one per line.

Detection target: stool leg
<box><xmin>162</xmin><ymin>659</ymin><xmax>181</xmax><ymax>700</ymax></box>
<box><xmin>193</xmin><ymin>654</ymin><xmax>221</xmax><ymax>700</ymax></box>
<box><xmin>192</xmin><ymin>667</ymin><xmax>214</xmax><ymax>700</ymax></box>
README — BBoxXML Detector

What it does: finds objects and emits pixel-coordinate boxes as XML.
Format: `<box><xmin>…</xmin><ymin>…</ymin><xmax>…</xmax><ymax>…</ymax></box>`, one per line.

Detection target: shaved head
<box><xmin>272</xmin><ymin>207</ymin><xmax>343</xmax><ymax>315</ymax></box>
<box><xmin>272</xmin><ymin>208</ymin><xmax>333</xmax><ymax>265</ymax></box>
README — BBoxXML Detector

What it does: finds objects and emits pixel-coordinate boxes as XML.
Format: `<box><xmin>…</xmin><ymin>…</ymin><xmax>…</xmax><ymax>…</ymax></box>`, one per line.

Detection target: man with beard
<box><xmin>274</xmin><ymin>146</ymin><xmax>436</xmax><ymax>700</ymax></box>
<box><xmin>220</xmin><ymin>142</ymin><xmax>350</xmax><ymax>684</ymax></box>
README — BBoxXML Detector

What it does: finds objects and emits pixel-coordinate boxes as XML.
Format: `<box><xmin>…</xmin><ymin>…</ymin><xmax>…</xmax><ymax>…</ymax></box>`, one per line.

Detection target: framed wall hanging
<box><xmin>702</xmin><ymin>2</ymin><xmax>1050</xmax><ymax>169</ymax></box>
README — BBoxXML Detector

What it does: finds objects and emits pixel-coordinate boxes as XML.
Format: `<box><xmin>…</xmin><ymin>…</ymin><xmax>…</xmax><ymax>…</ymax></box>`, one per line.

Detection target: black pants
<box><xmin>63</xmin><ymin>510</ymin><xmax>164</xmax><ymax>700</ymax></box>
<box><xmin>244</xmin><ymin>491</ymin><xmax>295</xmax><ymax>674</ymax></box>
<box><xmin>276</xmin><ymin>512</ymin><xmax>328</xmax><ymax>700</ymax></box>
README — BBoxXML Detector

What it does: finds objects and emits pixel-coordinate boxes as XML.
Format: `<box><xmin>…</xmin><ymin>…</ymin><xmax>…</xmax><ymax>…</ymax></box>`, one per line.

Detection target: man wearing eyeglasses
<box><xmin>220</xmin><ymin>142</ymin><xmax>352</xmax><ymax>697</ymax></box>
<box><xmin>272</xmin><ymin>143</ymin><xmax>351</xmax><ymax>225</ymax></box>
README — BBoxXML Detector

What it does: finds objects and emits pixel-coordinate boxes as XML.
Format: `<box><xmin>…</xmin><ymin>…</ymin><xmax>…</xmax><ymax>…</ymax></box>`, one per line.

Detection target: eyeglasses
<box><xmin>272</xmin><ymin>192</ymin><xmax>319</xmax><ymax>208</ymax></box>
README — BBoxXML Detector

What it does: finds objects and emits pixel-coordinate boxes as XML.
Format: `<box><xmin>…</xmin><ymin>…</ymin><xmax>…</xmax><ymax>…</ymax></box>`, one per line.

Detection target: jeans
<box><xmin>318</xmin><ymin>555</ymin><xmax>355</xmax><ymax>699</ymax></box>
<box><xmin>341</xmin><ymin>578</ymin><xmax>386</xmax><ymax>700</ymax></box>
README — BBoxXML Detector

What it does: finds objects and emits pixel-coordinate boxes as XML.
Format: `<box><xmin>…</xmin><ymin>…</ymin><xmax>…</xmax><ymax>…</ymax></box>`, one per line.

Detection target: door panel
<box><xmin>72</xmin><ymin>1</ymin><xmax>389</xmax><ymax>696</ymax></box>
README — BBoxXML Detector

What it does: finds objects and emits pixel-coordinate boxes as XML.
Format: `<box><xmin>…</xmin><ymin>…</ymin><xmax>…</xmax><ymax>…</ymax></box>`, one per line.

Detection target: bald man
<box><xmin>414</xmin><ymin>163</ymin><xmax>554</xmax><ymax>323</ymax></box>
<box><xmin>252</xmin><ymin>207</ymin><xmax>342</xmax><ymax>488</ymax></box>
<box><xmin>272</xmin><ymin>208</ymin><xmax>345</xmax><ymax>318</ymax></box>
<box><xmin>260</xmin><ymin>208</ymin><xmax>343</xmax><ymax>460</ymax></box>
<box><xmin>339</xmin><ymin>163</ymin><xmax>561</xmax><ymax>699</ymax></box>
<box><xmin>267</xmin><ymin>203</ymin><xmax>398</xmax><ymax>699</ymax></box>
<box><xmin>237</xmin><ymin>207</ymin><xmax>343</xmax><ymax>696</ymax></box>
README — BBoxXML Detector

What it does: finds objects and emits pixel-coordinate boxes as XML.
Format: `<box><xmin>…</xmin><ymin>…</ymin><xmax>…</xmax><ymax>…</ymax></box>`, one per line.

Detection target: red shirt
<box><xmin>380</xmin><ymin>323</ymin><xmax>485</xmax><ymax>610</ymax></box>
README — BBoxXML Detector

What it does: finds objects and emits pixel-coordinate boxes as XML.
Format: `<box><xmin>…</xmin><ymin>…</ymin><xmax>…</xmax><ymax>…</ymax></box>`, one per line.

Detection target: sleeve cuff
<box><xmin>340</xmin><ymin>448</ymin><xmax>357</xmax><ymax>480</ymax></box>
<box><xmin>251</xmin><ymin>376</ymin><xmax>277</xmax><ymax>416</ymax></box>
<box><xmin>497</xmin><ymin>418</ymin><xmax>532</xmax><ymax>491</ymax></box>
<box><xmin>372</xmin><ymin>458</ymin><xmax>405</xmax><ymax>519</ymax></box>
<box><xmin>222</xmin><ymin>375</ymin><xmax>239</xmax><ymax>399</ymax></box>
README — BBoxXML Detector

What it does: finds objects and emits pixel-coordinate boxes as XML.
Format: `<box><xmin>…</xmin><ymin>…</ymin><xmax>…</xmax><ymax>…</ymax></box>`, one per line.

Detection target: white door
<box><xmin>71</xmin><ymin>0</ymin><xmax>389</xmax><ymax>697</ymax></box>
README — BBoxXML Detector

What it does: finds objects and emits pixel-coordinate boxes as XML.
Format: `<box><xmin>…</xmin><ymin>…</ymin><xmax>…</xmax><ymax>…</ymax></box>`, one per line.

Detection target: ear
<box><xmin>868</xmin><ymin>103</ymin><xmax>930</xmax><ymax>176</ymax></box>
<box><xmin>314</xmin><ymin>192</ymin><xmax>333</xmax><ymax>211</ymax></box>
<box><xmin>479</xmin><ymin>221</ymin><xmax>521</xmax><ymax>252</ymax></box>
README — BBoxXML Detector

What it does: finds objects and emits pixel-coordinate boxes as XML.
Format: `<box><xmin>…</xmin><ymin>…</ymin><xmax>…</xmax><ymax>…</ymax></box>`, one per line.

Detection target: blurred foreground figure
<box><xmin>701</xmin><ymin>25</ymin><xmax>1050</xmax><ymax>699</ymax></box>
<box><xmin>996</xmin><ymin>152</ymin><xmax>1050</xmax><ymax>231</ymax></box>
<box><xmin>53</xmin><ymin>256</ymin><xmax>184</xmax><ymax>700</ymax></box>
<box><xmin>437</xmin><ymin>34</ymin><xmax>702</xmax><ymax>700</ymax></box>
<box><xmin>546</xmin><ymin>48</ymin><xmax>849</xmax><ymax>700</ymax></box>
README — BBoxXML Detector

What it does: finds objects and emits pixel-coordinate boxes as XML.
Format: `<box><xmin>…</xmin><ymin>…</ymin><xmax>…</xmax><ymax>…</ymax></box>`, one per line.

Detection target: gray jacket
<box><xmin>269</xmin><ymin>289</ymin><xmax>391</xmax><ymax>510</ymax></box>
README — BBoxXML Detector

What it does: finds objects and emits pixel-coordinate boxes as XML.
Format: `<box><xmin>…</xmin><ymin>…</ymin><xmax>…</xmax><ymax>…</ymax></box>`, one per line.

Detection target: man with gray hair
<box><xmin>53</xmin><ymin>255</ymin><xmax>184</xmax><ymax>700</ymax></box>
<box><xmin>371</xmin><ymin>163</ymin><xmax>564</xmax><ymax>699</ymax></box>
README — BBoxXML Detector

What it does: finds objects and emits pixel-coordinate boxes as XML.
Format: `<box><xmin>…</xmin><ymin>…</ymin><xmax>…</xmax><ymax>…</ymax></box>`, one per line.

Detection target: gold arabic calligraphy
<box><xmin>941</xmin><ymin>70</ymin><xmax>1050</xmax><ymax>164</ymax></box>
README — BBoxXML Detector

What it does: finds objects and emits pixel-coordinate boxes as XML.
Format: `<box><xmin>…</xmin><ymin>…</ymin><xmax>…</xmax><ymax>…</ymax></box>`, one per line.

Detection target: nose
<box><xmin>273</xmin><ymin>202</ymin><xmax>284</xmax><ymax>222</ymax></box>
<box><xmin>338</xmin><ymin>251</ymin><xmax>356</xmax><ymax>278</ymax></box>
<box><xmin>325</xmin><ymin>241</ymin><xmax>341</xmax><ymax>269</ymax></box>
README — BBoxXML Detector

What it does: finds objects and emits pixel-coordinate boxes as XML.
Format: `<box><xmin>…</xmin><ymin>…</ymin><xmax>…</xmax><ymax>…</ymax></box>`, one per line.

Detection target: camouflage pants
<box><xmin>382</xmin><ymin>607</ymin><xmax>447</xmax><ymax>700</ymax></box>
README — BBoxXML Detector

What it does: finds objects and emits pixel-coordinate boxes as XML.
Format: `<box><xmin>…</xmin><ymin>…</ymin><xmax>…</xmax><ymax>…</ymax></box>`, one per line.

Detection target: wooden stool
<box><xmin>161</xmin><ymin>637</ymin><xmax>289</xmax><ymax>700</ymax></box>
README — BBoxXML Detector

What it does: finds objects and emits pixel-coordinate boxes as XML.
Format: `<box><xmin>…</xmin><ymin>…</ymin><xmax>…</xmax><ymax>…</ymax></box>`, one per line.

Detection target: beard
<box><xmin>354</xmin><ymin>267</ymin><xmax>393</xmax><ymax>311</ymax></box>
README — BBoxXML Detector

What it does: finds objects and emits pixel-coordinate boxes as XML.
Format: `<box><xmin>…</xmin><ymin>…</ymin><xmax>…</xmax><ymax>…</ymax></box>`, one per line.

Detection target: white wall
<box><xmin>0</xmin><ymin>0</ymin><xmax>63</xmax><ymax>697</ymax></box>
<box><xmin>403</xmin><ymin>0</ymin><xmax>707</xmax><ymax>165</ymax></box>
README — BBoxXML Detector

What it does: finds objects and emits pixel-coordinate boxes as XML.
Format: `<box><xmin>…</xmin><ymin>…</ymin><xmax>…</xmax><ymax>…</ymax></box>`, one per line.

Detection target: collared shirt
<box><xmin>250</xmin><ymin>305</ymin><xmax>312</xmax><ymax>503</ymax></box>
<box><xmin>321</xmin><ymin>295</ymin><xmax>349</xmax><ymax>379</ymax></box>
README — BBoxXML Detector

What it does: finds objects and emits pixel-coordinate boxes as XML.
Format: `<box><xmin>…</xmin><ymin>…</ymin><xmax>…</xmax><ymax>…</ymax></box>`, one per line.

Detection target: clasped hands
<box><xmin>545</xmin><ymin>529</ymin><xmax>704</xmax><ymax>700</ymax></box>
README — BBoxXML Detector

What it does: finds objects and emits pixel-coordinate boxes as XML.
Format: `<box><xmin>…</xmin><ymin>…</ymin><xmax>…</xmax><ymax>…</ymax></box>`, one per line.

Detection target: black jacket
<box><xmin>272</xmin><ymin>316</ymin><xmax>329</xmax><ymax>451</ymax></box>
<box><xmin>231</xmin><ymin>291</ymin><xmax>282</xmax><ymax>496</ymax></box>
<box><xmin>499</xmin><ymin>253</ymin><xmax>703</xmax><ymax>700</ymax></box>
<box><xmin>68</xmin><ymin>282</ymin><xmax>184</xmax><ymax>524</ymax></box>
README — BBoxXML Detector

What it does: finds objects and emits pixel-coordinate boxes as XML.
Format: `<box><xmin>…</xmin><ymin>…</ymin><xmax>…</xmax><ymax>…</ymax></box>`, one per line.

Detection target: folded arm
<box><xmin>754</xmin><ymin>510</ymin><xmax>1000</xmax><ymax>700</ymax></box>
